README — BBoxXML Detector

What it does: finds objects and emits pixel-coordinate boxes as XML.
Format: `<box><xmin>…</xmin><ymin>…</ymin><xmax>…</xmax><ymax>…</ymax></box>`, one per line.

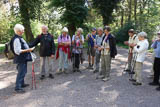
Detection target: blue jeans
<box><xmin>15</xmin><ymin>62</ymin><xmax>27</xmax><ymax>90</ymax></box>
<box><xmin>59</xmin><ymin>50</ymin><xmax>68</xmax><ymax>69</ymax></box>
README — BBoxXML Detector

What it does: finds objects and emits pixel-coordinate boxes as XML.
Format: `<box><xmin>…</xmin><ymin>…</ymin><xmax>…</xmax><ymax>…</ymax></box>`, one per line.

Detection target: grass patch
<box><xmin>0</xmin><ymin>46</ymin><xmax>5</xmax><ymax>54</ymax></box>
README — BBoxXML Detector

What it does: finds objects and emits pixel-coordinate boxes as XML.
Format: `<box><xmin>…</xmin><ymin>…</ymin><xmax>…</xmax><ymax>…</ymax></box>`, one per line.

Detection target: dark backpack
<box><xmin>4</xmin><ymin>41</ymin><xmax>14</xmax><ymax>59</ymax></box>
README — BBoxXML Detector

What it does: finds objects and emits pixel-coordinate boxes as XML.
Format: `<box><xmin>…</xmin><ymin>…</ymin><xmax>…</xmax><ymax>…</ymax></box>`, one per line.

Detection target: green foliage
<box><xmin>92</xmin><ymin>0</ymin><xmax>120</xmax><ymax>25</ymax></box>
<box><xmin>113</xmin><ymin>22</ymin><xmax>135</xmax><ymax>43</ymax></box>
<box><xmin>49</xmin><ymin>0</ymin><xmax>88</xmax><ymax>36</ymax></box>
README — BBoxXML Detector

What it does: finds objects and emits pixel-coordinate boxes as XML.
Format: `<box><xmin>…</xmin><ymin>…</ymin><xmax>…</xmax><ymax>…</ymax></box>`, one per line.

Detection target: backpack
<box><xmin>4</xmin><ymin>41</ymin><xmax>14</xmax><ymax>59</ymax></box>
<box><xmin>4</xmin><ymin>36</ymin><xmax>22</xmax><ymax>60</ymax></box>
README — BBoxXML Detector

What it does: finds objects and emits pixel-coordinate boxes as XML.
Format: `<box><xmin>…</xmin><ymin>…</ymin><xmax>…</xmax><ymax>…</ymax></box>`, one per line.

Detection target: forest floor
<box><xmin>0</xmin><ymin>48</ymin><xmax>160</xmax><ymax>107</ymax></box>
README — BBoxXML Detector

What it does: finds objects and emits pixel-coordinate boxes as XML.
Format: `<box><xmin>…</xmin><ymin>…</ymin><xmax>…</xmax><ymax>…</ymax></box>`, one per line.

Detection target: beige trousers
<box><xmin>133</xmin><ymin>62</ymin><xmax>143</xmax><ymax>83</ymax></box>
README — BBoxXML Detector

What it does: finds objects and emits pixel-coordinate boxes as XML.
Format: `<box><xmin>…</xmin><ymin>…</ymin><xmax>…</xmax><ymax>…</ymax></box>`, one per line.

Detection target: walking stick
<box><xmin>31</xmin><ymin>52</ymin><xmax>37</xmax><ymax>89</ymax></box>
<box><xmin>129</xmin><ymin>52</ymin><xmax>138</xmax><ymax>79</ymax></box>
<box><xmin>32</xmin><ymin>62</ymin><xmax>36</xmax><ymax>89</ymax></box>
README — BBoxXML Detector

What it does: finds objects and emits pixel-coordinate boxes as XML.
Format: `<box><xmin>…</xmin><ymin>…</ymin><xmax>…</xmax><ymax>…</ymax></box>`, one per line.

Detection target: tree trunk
<box><xmin>134</xmin><ymin>0</ymin><xmax>137</xmax><ymax>22</ymax></box>
<box><xmin>121</xmin><ymin>9</ymin><xmax>124</xmax><ymax>27</ymax></box>
<box><xmin>128</xmin><ymin>0</ymin><xmax>132</xmax><ymax>22</ymax></box>
<box><xmin>18</xmin><ymin>0</ymin><xmax>34</xmax><ymax>42</ymax></box>
<box><xmin>68</xmin><ymin>24</ymin><xmax>76</xmax><ymax>37</ymax></box>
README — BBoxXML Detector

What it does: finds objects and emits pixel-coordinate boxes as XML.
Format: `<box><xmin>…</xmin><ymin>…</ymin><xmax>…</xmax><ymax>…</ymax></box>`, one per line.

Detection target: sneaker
<box><xmin>22</xmin><ymin>84</ymin><xmax>30</xmax><ymax>88</ymax></box>
<box><xmin>133</xmin><ymin>82</ymin><xmax>142</xmax><ymax>86</ymax></box>
<box><xmin>77</xmin><ymin>69</ymin><xmax>82</xmax><ymax>73</ymax></box>
<box><xmin>72</xmin><ymin>67</ymin><xmax>77</xmax><ymax>72</ymax></box>
<box><xmin>15</xmin><ymin>89</ymin><xmax>25</xmax><ymax>94</ymax></box>
<box><xmin>156</xmin><ymin>87</ymin><xmax>160</xmax><ymax>91</ymax></box>
<box><xmin>96</xmin><ymin>75</ymin><xmax>104</xmax><ymax>79</ymax></box>
<box><xmin>56</xmin><ymin>69</ymin><xmax>63</xmax><ymax>74</ymax></box>
<box><xmin>63</xmin><ymin>68</ymin><xmax>68</xmax><ymax>74</ymax></box>
<box><xmin>124</xmin><ymin>69</ymin><xmax>131</xmax><ymax>72</ymax></box>
<box><xmin>129</xmin><ymin>79</ymin><xmax>136</xmax><ymax>82</ymax></box>
<box><xmin>87</xmin><ymin>64</ymin><xmax>92</xmax><ymax>69</ymax></box>
<box><xmin>149</xmin><ymin>82</ymin><xmax>159</xmax><ymax>86</ymax></box>
<box><xmin>93</xmin><ymin>70</ymin><xmax>98</xmax><ymax>73</ymax></box>
<box><xmin>102</xmin><ymin>77</ymin><xmax>110</xmax><ymax>82</ymax></box>
<box><xmin>48</xmin><ymin>74</ymin><xmax>54</xmax><ymax>79</ymax></box>
<box><xmin>40</xmin><ymin>75</ymin><xmax>45</xmax><ymax>80</ymax></box>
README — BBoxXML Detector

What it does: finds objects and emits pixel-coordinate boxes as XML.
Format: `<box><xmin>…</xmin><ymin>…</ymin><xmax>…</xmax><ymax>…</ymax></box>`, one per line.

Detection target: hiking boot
<box><xmin>156</xmin><ymin>87</ymin><xmax>160</xmax><ymax>91</ymax></box>
<box><xmin>40</xmin><ymin>75</ymin><xmax>45</xmax><ymax>80</ymax></box>
<box><xmin>129</xmin><ymin>79</ymin><xmax>136</xmax><ymax>82</ymax></box>
<box><xmin>77</xmin><ymin>69</ymin><xmax>82</xmax><ymax>73</ymax></box>
<box><xmin>102</xmin><ymin>77</ymin><xmax>110</xmax><ymax>82</ymax></box>
<box><xmin>48</xmin><ymin>74</ymin><xmax>54</xmax><ymax>79</ymax></box>
<box><xmin>56</xmin><ymin>69</ymin><xmax>63</xmax><ymax>74</ymax></box>
<box><xmin>15</xmin><ymin>89</ymin><xmax>25</xmax><ymax>94</ymax></box>
<box><xmin>149</xmin><ymin>82</ymin><xmax>159</xmax><ymax>86</ymax></box>
<box><xmin>96</xmin><ymin>75</ymin><xmax>105</xmax><ymax>79</ymax></box>
<box><xmin>63</xmin><ymin>68</ymin><xmax>68</xmax><ymax>74</ymax></box>
<box><xmin>22</xmin><ymin>84</ymin><xmax>30</xmax><ymax>88</ymax></box>
<box><xmin>93</xmin><ymin>70</ymin><xmax>98</xmax><ymax>73</ymax></box>
<box><xmin>133</xmin><ymin>82</ymin><xmax>142</xmax><ymax>86</ymax></box>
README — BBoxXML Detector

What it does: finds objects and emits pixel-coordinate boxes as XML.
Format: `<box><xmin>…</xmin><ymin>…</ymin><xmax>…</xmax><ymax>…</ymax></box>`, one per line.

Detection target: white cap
<box><xmin>62</xmin><ymin>27</ymin><xmax>68</xmax><ymax>33</ymax></box>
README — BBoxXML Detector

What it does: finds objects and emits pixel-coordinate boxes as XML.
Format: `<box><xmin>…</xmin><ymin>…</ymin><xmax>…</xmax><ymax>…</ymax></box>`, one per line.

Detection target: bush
<box><xmin>113</xmin><ymin>22</ymin><xmax>135</xmax><ymax>43</ymax></box>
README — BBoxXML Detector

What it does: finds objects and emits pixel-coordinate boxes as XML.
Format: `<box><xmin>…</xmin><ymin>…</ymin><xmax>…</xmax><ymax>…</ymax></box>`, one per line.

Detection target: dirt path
<box><xmin>0</xmin><ymin>48</ymin><xmax>159</xmax><ymax>107</ymax></box>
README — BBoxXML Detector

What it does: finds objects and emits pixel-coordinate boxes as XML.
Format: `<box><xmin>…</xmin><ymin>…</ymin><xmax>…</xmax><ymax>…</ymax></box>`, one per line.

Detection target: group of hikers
<box><xmin>7</xmin><ymin>24</ymin><xmax>160</xmax><ymax>93</ymax></box>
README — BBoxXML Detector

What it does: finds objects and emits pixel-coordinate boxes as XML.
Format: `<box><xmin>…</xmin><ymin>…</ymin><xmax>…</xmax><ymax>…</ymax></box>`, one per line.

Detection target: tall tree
<box><xmin>18</xmin><ymin>0</ymin><xmax>43</xmax><ymax>42</ymax></box>
<box><xmin>49</xmin><ymin>0</ymin><xmax>88</xmax><ymax>36</ymax></box>
<box><xmin>92</xmin><ymin>0</ymin><xmax>120</xmax><ymax>26</ymax></box>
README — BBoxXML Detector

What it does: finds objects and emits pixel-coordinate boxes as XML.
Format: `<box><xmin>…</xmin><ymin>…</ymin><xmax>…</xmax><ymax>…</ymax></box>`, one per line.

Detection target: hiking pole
<box><xmin>31</xmin><ymin>52</ymin><xmax>37</xmax><ymax>89</ymax></box>
<box><xmin>129</xmin><ymin>52</ymin><xmax>138</xmax><ymax>79</ymax></box>
<box><xmin>32</xmin><ymin>62</ymin><xmax>36</xmax><ymax>89</ymax></box>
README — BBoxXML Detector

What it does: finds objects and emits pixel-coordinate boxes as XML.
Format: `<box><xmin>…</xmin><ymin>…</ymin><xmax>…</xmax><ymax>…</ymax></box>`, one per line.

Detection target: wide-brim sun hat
<box><xmin>62</xmin><ymin>27</ymin><xmax>68</xmax><ymax>33</ymax></box>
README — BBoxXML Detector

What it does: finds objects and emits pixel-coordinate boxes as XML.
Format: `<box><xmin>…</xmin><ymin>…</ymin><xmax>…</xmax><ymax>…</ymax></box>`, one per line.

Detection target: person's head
<box><xmin>128</xmin><ymin>29</ymin><xmax>134</xmax><ymax>37</ymax></box>
<box><xmin>103</xmin><ymin>26</ymin><xmax>111</xmax><ymax>35</ymax></box>
<box><xmin>41</xmin><ymin>25</ymin><xmax>48</xmax><ymax>34</ymax></box>
<box><xmin>157</xmin><ymin>32</ymin><xmax>160</xmax><ymax>38</ymax></box>
<box><xmin>91</xmin><ymin>28</ymin><xmax>96</xmax><ymax>35</ymax></box>
<box><xmin>97</xmin><ymin>27</ymin><xmax>103</xmax><ymax>36</ymax></box>
<box><xmin>14</xmin><ymin>24</ymin><xmax>25</xmax><ymax>36</ymax></box>
<box><xmin>62</xmin><ymin>27</ymin><xmax>68</xmax><ymax>36</ymax></box>
<box><xmin>77</xmin><ymin>28</ymin><xmax>83</xmax><ymax>36</ymax></box>
<box><xmin>138</xmin><ymin>32</ymin><xmax>147</xmax><ymax>41</ymax></box>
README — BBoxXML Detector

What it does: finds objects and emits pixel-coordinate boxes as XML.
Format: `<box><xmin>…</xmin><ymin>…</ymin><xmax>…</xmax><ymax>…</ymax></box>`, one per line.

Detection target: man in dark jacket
<box><xmin>29</xmin><ymin>25</ymin><xmax>55</xmax><ymax>80</ymax></box>
<box><xmin>96</xmin><ymin>26</ymin><xmax>117</xmax><ymax>81</ymax></box>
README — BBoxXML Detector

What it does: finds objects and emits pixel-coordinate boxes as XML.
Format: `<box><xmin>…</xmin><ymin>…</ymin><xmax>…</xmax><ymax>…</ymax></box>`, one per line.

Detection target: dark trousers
<box><xmin>15</xmin><ymin>62</ymin><xmax>27</xmax><ymax>90</ymax></box>
<box><xmin>153</xmin><ymin>57</ymin><xmax>160</xmax><ymax>84</ymax></box>
<box><xmin>72</xmin><ymin>53</ymin><xmax>80</xmax><ymax>69</ymax></box>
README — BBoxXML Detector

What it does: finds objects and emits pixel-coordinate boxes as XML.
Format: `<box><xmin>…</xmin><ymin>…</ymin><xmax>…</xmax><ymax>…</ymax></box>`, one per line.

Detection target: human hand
<box><xmin>51</xmin><ymin>55</ymin><xmax>54</xmax><ymax>58</ymax></box>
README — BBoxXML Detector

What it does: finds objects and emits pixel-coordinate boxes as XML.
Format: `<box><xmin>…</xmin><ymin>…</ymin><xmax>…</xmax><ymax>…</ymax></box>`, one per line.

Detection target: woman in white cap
<box><xmin>56</xmin><ymin>27</ymin><xmax>71</xmax><ymax>74</ymax></box>
<box><xmin>129</xmin><ymin>32</ymin><xmax>149</xmax><ymax>86</ymax></box>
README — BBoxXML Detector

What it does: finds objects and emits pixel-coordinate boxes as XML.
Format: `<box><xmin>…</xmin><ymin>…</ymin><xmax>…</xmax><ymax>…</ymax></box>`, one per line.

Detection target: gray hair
<box><xmin>138</xmin><ymin>32</ymin><xmax>147</xmax><ymax>38</ymax></box>
<box><xmin>14</xmin><ymin>24</ymin><xmax>24</xmax><ymax>34</ymax></box>
<box><xmin>77</xmin><ymin>28</ymin><xmax>83</xmax><ymax>33</ymax></box>
<box><xmin>41</xmin><ymin>25</ymin><xmax>48</xmax><ymax>31</ymax></box>
<box><xmin>97</xmin><ymin>27</ymin><xmax>103</xmax><ymax>31</ymax></box>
